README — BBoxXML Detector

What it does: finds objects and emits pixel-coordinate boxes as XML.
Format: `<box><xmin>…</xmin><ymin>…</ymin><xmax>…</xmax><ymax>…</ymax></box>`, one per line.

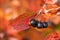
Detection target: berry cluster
<box><xmin>30</xmin><ymin>19</ymin><xmax>48</xmax><ymax>28</ymax></box>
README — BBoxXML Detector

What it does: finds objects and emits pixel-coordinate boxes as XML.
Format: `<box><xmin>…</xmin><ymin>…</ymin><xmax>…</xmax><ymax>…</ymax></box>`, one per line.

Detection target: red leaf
<box><xmin>45</xmin><ymin>32</ymin><xmax>60</xmax><ymax>40</ymax></box>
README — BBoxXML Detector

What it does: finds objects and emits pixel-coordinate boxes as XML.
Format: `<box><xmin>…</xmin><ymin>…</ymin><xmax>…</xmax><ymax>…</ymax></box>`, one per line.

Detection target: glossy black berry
<box><xmin>37</xmin><ymin>22</ymin><xmax>43</xmax><ymax>28</ymax></box>
<box><xmin>30</xmin><ymin>19</ymin><xmax>38</xmax><ymax>27</ymax></box>
<box><xmin>42</xmin><ymin>22</ymin><xmax>48</xmax><ymax>28</ymax></box>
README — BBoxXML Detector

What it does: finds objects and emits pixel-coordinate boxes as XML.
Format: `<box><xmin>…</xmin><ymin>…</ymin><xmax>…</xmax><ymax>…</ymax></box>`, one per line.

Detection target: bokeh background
<box><xmin>0</xmin><ymin>0</ymin><xmax>60</xmax><ymax>40</ymax></box>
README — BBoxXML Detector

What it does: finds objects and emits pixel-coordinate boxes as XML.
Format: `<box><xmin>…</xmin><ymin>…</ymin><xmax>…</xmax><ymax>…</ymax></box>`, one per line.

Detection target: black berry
<box><xmin>37</xmin><ymin>22</ymin><xmax>43</xmax><ymax>28</ymax></box>
<box><xmin>30</xmin><ymin>19</ymin><xmax>38</xmax><ymax>27</ymax></box>
<box><xmin>42</xmin><ymin>22</ymin><xmax>48</xmax><ymax>28</ymax></box>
